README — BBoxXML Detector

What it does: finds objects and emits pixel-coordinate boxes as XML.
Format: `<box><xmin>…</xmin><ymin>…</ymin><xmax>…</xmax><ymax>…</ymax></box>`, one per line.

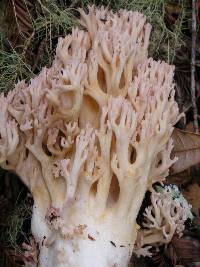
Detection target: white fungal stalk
<box><xmin>0</xmin><ymin>6</ymin><xmax>182</xmax><ymax>267</ymax></box>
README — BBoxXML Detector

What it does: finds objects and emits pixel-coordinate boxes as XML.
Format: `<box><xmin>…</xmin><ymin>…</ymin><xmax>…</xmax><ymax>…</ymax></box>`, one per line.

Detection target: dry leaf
<box><xmin>130</xmin><ymin>254</ymin><xmax>149</xmax><ymax>267</ymax></box>
<box><xmin>152</xmin><ymin>251</ymin><xmax>174</xmax><ymax>267</ymax></box>
<box><xmin>183</xmin><ymin>183</ymin><xmax>200</xmax><ymax>209</ymax></box>
<box><xmin>166</xmin><ymin>171</ymin><xmax>192</xmax><ymax>188</ymax></box>
<box><xmin>168</xmin><ymin>235</ymin><xmax>200</xmax><ymax>266</ymax></box>
<box><xmin>171</xmin><ymin>129</ymin><xmax>200</xmax><ymax>174</ymax></box>
<box><xmin>165</xmin><ymin>3</ymin><xmax>182</xmax><ymax>26</ymax></box>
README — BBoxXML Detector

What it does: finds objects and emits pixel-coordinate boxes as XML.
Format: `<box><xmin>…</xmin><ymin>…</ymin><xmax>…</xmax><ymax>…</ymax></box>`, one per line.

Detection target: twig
<box><xmin>32</xmin><ymin>38</ymin><xmax>47</xmax><ymax>71</ymax></box>
<box><xmin>36</xmin><ymin>0</ymin><xmax>51</xmax><ymax>14</ymax></box>
<box><xmin>70</xmin><ymin>0</ymin><xmax>80</xmax><ymax>8</ymax></box>
<box><xmin>23</xmin><ymin>31</ymin><xmax>35</xmax><ymax>57</ymax></box>
<box><xmin>11</xmin><ymin>0</ymin><xmax>21</xmax><ymax>34</ymax></box>
<box><xmin>191</xmin><ymin>0</ymin><xmax>199</xmax><ymax>133</ymax></box>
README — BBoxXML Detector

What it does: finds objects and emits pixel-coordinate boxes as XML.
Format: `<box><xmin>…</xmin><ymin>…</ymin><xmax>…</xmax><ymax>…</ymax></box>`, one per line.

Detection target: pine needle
<box><xmin>0</xmin><ymin>46</ymin><xmax>33</xmax><ymax>93</ymax></box>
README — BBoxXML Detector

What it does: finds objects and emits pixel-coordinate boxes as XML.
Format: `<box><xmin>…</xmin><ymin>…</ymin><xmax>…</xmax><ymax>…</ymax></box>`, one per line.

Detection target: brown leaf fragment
<box><xmin>165</xmin><ymin>3</ymin><xmax>182</xmax><ymax>26</ymax></box>
<box><xmin>183</xmin><ymin>183</ymin><xmax>200</xmax><ymax>209</ymax></box>
<box><xmin>153</xmin><ymin>251</ymin><xmax>174</xmax><ymax>267</ymax></box>
<box><xmin>167</xmin><ymin>171</ymin><xmax>192</xmax><ymax>188</ymax></box>
<box><xmin>130</xmin><ymin>254</ymin><xmax>150</xmax><ymax>267</ymax></box>
<box><xmin>171</xmin><ymin>129</ymin><xmax>200</xmax><ymax>174</ymax></box>
<box><xmin>194</xmin><ymin>216</ymin><xmax>200</xmax><ymax>228</ymax></box>
<box><xmin>168</xmin><ymin>235</ymin><xmax>200</xmax><ymax>266</ymax></box>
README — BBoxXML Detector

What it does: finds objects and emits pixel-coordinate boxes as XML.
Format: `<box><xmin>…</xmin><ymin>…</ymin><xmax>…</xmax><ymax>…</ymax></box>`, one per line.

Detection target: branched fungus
<box><xmin>0</xmin><ymin>6</ymin><xmax>184</xmax><ymax>267</ymax></box>
<box><xmin>134</xmin><ymin>185</ymin><xmax>193</xmax><ymax>257</ymax></box>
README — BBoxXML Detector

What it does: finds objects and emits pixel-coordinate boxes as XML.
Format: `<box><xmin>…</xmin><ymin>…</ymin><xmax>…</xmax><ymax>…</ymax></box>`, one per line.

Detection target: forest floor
<box><xmin>0</xmin><ymin>1</ymin><xmax>200</xmax><ymax>267</ymax></box>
